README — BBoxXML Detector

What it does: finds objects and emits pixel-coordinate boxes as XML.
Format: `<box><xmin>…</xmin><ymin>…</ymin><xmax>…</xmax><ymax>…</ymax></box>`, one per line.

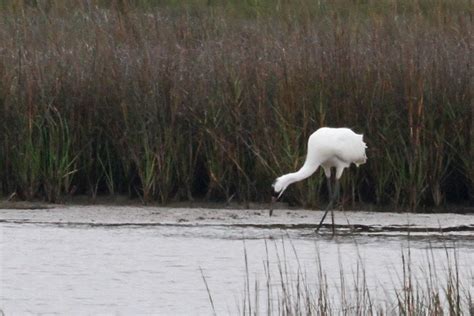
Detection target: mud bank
<box><xmin>1</xmin><ymin>204</ymin><xmax>473</xmax><ymax>236</ymax></box>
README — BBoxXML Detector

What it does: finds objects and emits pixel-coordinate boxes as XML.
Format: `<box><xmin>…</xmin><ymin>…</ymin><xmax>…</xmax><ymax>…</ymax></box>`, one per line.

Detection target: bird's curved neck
<box><xmin>283</xmin><ymin>164</ymin><xmax>319</xmax><ymax>187</ymax></box>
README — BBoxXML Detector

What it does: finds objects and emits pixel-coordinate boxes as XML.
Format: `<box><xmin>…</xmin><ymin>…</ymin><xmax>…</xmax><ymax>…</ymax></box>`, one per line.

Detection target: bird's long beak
<box><xmin>269</xmin><ymin>196</ymin><xmax>277</xmax><ymax>217</ymax></box>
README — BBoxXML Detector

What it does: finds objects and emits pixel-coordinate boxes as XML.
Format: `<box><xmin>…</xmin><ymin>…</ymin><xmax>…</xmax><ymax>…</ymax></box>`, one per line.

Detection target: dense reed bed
<box><xmin>0</xmin><ymin>0</ymin><xmax>471</xmax><ymax>209</ymax></box>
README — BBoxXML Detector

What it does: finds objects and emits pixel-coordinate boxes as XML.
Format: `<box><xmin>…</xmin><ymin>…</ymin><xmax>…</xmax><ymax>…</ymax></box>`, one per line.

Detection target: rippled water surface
<box><xmin>1</xmin><ymin>222</ymin><xmax>473</xmax><ymax>315</ymax></box>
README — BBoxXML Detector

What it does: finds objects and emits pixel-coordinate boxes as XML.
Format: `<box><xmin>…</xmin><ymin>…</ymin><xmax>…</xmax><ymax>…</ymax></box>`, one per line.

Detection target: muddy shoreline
<box><xmin>1</xmin><ymin>198</ymin><xmax>473</xmax><ymax>235</ymax></box>
<box><xmin>1</xmin><ymin>195</ymin><xmax>473</xmax><ymax>212</ymax></box>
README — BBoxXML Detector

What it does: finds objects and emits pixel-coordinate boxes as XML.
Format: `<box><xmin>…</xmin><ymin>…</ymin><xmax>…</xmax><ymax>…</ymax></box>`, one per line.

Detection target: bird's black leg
<box><xmin>331</xmin><ymin>209</ymin><xmax>335</xmax><ymax>235</ymax></box>
<box><xmin>316</xmin><ymin>178</ymin><xmax>340</xmax><ymax>233</ymax></box>
<box><xmin>326</xmin><ymin>176</ymin><xmax>333</xmax><ymax>201</ymax></box>
<box><xmin>316</xmin><ymin>200</ymin><xmax>332</xmax><ymax>232</ymax></box>
<box><xmin>316</xmin><ymin>177</ymin><xmax>334</xmax><ymax>232</ymax></box>
<box><xmin>333</xmin><ymin>179</ymin><xmax>340</xmax><ymax>207</ymax></box>
<box><xmin>331</xmin><ymin>179</ymin><xmax>340</xmax><ymax>235</ymax></box>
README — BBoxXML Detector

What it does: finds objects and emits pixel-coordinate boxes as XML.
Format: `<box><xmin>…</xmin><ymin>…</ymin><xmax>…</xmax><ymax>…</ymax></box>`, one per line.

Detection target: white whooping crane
<box><xmin>270</xmin><ymin>127</ymin><xmax>367</xmax><ymax>231</ymax></box>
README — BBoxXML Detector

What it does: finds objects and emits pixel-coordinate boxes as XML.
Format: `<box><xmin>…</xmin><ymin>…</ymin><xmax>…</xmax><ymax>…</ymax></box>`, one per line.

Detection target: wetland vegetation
<box><xmin>228</xmin><ymin>241</ymin><xmax>472</xmax><ymax>316</ymax></box>
<box><xmin>0</xmin><ymin>0</ymin><xmax>471</xmax><ymax>210</ymax></box>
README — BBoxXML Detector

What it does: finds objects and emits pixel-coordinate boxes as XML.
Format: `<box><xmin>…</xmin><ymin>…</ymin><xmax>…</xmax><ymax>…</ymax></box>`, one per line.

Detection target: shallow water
<box><xmin>1</xmin><ymin>222</ymin><xmax>473</xmax><ymax>315</ymax></box>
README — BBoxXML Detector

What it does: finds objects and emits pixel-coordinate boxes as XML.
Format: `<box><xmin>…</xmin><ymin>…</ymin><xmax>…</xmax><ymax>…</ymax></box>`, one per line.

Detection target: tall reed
<box><xmin>0</xmin><ymin>0</ymin><xmax>471</xmax><ymax>208</ymax></box>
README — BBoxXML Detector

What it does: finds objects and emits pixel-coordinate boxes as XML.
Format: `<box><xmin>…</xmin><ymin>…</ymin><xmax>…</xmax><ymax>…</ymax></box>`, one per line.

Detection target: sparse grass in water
<box><xmin>200</xmin><ymin>238</ymin><xmax>472</xmax><ymax>315</ymax></box>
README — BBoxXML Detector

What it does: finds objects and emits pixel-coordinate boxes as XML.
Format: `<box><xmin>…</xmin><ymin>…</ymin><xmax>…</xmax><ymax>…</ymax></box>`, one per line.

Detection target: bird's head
<box><xmin>272</xmin><ymin>177</ymin><xmax>288</xmax><ymax>200</ymax></box>
<box><xmin>270</xmin><ymin>177</ymin><xmax>288</xmax><ymax>216</ymax></box>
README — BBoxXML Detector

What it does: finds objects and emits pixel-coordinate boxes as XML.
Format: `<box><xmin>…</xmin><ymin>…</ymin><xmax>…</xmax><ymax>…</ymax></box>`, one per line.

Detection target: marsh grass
<box><xmin>204</xmin><ymin>238</ymin><xmax>472</xmax><ymax>315</ymax></box>
<box><xmin>0</xmin><ymin>0</ymin><xmax>471</xmax><ymax>208</ymax></box>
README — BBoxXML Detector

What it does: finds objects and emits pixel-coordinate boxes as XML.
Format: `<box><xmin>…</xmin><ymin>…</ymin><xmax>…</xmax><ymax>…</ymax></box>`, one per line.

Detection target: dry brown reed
<box><xmin>0</xmin><ymin>0</ymin><xmax>471</xmax><ymax>208</ymax></box>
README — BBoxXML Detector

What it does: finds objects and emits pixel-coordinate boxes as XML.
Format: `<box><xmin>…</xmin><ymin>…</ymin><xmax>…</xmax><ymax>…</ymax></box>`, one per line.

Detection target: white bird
<box><xmin>270</xmin><ymin>127</ymin><xmax>367</xmax><ymax>231</ymax></box>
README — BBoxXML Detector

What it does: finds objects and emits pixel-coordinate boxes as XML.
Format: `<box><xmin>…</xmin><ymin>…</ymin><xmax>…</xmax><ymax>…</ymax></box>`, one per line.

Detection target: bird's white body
<box><xmin>272</xmin><ymin>127</ymin><xmax>367</xmax><ymax>198</ymax></box>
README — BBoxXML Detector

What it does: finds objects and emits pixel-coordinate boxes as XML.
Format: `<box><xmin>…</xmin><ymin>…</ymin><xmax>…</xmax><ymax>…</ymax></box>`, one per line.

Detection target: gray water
<box><xmin>1</xmin><ymin>222</ymin><xmax>473</xmax><ymax>315</ymax></box>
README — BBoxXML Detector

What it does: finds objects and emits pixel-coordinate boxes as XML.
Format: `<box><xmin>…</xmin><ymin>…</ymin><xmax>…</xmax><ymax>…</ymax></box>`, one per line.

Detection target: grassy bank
<box><xmin>0</xmin><ymin>0</ymin><xmax>471</xmax><ymax>209</ymax></box>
